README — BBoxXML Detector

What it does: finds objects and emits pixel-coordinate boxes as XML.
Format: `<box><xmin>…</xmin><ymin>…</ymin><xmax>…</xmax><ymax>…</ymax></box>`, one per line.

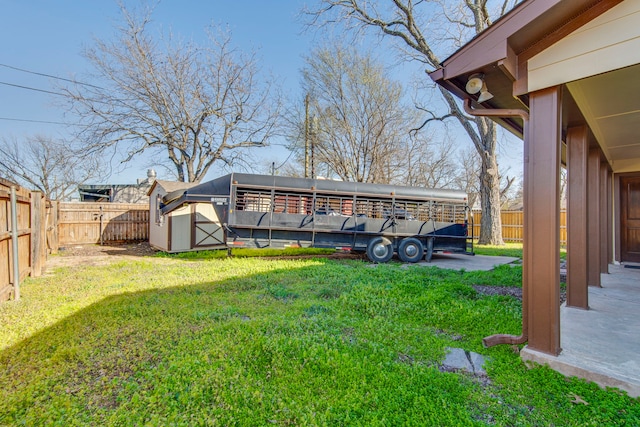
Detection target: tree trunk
<box><xmin>444</xmin><ymin>89</ymin><xmax>505</xmax><ymax>246</ymax></box>
<box><xmin>478</xmin><ymin>151</ymin><xmax>504</xmax><ymax>245</ymax></box>
<box><xmin>305</xmin><ymin>0</ymin><xmax>512</xmax><ymax>245</ymax></box>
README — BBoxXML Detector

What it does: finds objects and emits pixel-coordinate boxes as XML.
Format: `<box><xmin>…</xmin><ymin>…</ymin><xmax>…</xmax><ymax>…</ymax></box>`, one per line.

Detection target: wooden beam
<box><xmin>607</xmin><ymin>167</ymin><xmax>613</xmax><ymax>265</ymax></box>
<box><xmin>600</xmin><ymin>164</ymin><xmax>611</xmax><ymax>273</ymax></box>
<box><xmin>588</xmin><ymin>148</ymin><xmax>602</xmax><ymax>287</ymax></box>
<box><xmin>566</xmin><ymin>126</ymin><xmax>589</xmax><ymax>309</ymax></box>
<box><xmin>524</xmin><ymin>86</ymin><xmax>562</xmax><ymax>355</ymax></box>
<box><xmin>614</xmin><ymin>174</ymin><xmax>621</xmax><ymax>262</ymax></box>
<box><xmin>498</xmin><ymin>44</ymin><xmax>517</xmax><ymax>81</ymax></box>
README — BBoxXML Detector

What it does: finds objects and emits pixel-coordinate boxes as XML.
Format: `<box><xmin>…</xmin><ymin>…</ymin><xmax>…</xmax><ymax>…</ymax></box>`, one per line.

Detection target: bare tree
<box><xmin>455</xmin><ymin>146</ymin><xmax>481</xmax><ymax>210</ymax></box>
<box><xmin>455</xmin><ymin>145</ymin><xmax>516</xmax><ymax>210</ymax></box>
<box><xmin>306</xmin><ymin>0</ymin><xmax>521</xmax><ymax>244</ymax></box>
<box><xmin>404</xmin><ymin>135</ymin><xmax>459</xmax><ymax>189</ymax></box>
<box><xmin>0</xmin><ymin>135</ymin><xmax>104</xmax><ymax>200</ymax></box>
<box><xmin>559</xmin><ymin>168</ymin><xmax>567</xmax><ymax>210</ymax></box>
<box><xmin>500</xmin><ymin>172</ymin><xmax>517</xmax><ymax>208</ymax></box>
<box><xmin>297</xmin><ymin>44</ymin><xmax>413</xmax><ymax>183</ymax></box>
<box><xmin>62</xmin><ymin>5</ymin><xmax>280</xmax><ymax>183</ymax></box>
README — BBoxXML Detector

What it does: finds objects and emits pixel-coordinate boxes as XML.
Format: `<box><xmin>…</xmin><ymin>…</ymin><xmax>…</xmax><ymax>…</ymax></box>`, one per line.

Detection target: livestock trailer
<box><xmin>158</xmin><ymin>173</ymin><xmax>472</xmax><ymax>262</ymax></box>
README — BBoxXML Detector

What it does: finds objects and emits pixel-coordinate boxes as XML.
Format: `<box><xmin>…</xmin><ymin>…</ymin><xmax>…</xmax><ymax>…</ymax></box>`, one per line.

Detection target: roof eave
<box><xmin>429</xmin><ymin>0</ymin><xmax>620</xmax><ymax>139</ymax></box>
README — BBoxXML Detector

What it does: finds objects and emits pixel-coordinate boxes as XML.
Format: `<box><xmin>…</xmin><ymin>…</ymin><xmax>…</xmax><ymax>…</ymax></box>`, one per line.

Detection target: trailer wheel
<box><xmin>366</xmin><ymin>237</ymin><xmax>393</xmax><ymax>263</ymax></box>
<box><xmin>398</xmin><ymin>238</ymin><xmax>424</xmax><ymax>263</ymax></box>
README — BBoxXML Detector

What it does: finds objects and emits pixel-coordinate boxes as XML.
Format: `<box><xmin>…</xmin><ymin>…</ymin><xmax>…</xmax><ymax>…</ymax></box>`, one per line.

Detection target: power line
<box><xmin>272</xmin><ymin>148</ymin><xmax>295</xmax><ymax>173</ymax></box>
<box><xmin>0</xmin><ymin>63</ymin><xmax>102</xmax><ymax>89</ymax></box>
<box><xmin>0</xmin><ymin>117</ymin><xmax>69</xmax><ymax>125</ymax></box>
<box><xmin>0</xmin><ymin>81</ymin><xmax>67</xmax><ymax>96</ymax></box>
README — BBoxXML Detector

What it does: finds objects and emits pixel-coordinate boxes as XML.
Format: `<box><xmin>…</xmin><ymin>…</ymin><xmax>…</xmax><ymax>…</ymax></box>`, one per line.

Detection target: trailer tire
<box><xmin>398</xmin><ymin>237</ymin><xmax>424</xmax><ymax>263</ymax></box>
<box><xmin>366</xmin><ymin>237</ymin><xmax>393</xmax><ymax>263</ymax></box>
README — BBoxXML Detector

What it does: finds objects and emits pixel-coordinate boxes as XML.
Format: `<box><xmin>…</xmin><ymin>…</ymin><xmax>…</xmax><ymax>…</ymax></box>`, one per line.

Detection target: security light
<box><xmin>466</xmin><ymin>73</ymin><xmax>494</xmax><ymax>103</ymax></box>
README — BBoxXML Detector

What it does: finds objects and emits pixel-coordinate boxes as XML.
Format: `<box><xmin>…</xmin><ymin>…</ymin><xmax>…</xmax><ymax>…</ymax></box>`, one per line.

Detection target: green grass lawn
<box><xmin>0</xmin><ymin>255</ymin><xmax>636</xmax><ymax>426</ymax></box>
<box><xmin>473</xmin><ymin>243</ymin><xmax>524</xmax><ymax>259</ymax></box>
<box><xmin>474</xmin><ymin>243</ymin><xmax>567</xmax><ymax>261</ymax></box>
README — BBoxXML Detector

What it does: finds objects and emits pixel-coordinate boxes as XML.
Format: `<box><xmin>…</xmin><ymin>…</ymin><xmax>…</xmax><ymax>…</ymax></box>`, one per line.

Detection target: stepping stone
<box><xmin>441</xmin><ymin>347</ymin><xmax>488</xmax><ymax>375</ymax></box>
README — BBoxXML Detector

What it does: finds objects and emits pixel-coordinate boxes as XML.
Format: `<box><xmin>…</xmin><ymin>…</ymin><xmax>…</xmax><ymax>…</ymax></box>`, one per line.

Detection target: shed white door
<box><xmin>193</xmin><ymin>203</ymin><xmax>225</xmax><ymax>248</ymax></box>
<box><xmin>170</xmin><ymin>205</ymin><xmax>192</xmax><ymax>252</ymax></box>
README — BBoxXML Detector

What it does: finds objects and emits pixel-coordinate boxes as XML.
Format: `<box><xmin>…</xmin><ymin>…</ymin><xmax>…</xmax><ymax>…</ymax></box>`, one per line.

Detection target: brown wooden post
<box><xmin>599</xmin><ymin>162</ymin><xmax>609</xmax><ymax>274</ymax></box>
<box><xmin>30</xmin><ymin>191</ymin><xmax>44</xmax><ymax>277</ymax></box>
<box><xmin>566</xmin><ymin>126</ymin><xmax>589</xmax><ymax>309</ymax></box>
<box><xmin>606</xmin><ymin>167</ymin><xmax>613</xmax><ymax>264</ymax></box>
<box><xmin>614</xmin><ymin>174</ymin><xmax>620</xmax><ymax>262</ymax></box>
<box><xmin>525</xmin><ymin>86</ymin><xmax>562</xmax><ymax>355</ymax></box>
<box><xmin>587</xmin><ymin>149</ymin><xmax>602</xmax><ymax>287</ymax></box>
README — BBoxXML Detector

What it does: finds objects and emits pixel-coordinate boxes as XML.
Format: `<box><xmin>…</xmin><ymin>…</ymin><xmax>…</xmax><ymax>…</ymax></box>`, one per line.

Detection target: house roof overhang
<box><xmin>429</xmin><ymin>0</ymin><xmax>624</xmax><ymax>145</ymax></box>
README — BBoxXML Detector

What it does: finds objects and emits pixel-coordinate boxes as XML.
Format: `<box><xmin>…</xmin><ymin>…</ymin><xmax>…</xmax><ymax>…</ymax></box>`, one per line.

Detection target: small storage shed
<box><xmin>147</xmin><ymin>179</ymin><xmax>225</xmax><ymax>253</ymax></box>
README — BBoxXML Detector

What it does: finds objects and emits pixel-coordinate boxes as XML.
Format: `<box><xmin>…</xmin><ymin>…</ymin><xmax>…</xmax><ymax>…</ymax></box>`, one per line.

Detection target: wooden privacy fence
<box><xmin>57</xmin><ymin>202</ymin><xmax>149</xmax><ymax>246</ymax></box>
<box><xmin>471</xmin><ymin>210</ymin><xmax>567</xmax><ymax>245</ymax></box>
<box><xmin>1</xmin><ymin>179</ymin><xmax>48</xmax><ymax>302</ymax></box>
<box><xmin>1</xmin><ymin>196</ymin><xmax>148</xmax><ymax>302</ymax></box>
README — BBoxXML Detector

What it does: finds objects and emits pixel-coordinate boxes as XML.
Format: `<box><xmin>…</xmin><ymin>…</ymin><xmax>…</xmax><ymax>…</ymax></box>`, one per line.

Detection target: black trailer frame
<box><xmin>161</xmin><ymin>173</ymin><xmax>473</xmax><ymax>263</ymax></box>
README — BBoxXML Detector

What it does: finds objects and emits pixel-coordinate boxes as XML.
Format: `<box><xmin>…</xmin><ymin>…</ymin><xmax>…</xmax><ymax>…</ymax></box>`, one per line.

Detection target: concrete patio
<box><xmin>417</xmin><ymin>253</ymin><xmax>519</xmax><ymax>271</ymax></box>
<box><xmin>522</xmin><ymin>264</ymin><xmax>640</xmax><ymax>398</ymax></box>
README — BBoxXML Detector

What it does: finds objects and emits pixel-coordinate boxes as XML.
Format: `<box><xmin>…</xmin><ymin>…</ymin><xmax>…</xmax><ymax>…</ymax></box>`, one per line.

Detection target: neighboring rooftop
<box><xmin>78</xmin><ymin>169</ymin><xmax>157</xmax><ymax>203</ymax></box>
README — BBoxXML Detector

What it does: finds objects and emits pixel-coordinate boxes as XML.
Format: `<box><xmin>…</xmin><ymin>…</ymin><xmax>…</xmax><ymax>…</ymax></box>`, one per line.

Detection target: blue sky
<box><xmin>0</xmin><ymin>0</ymin><xmax>523</xmax><ymax>186</ymax></box>
<box><xmin>0</xmin><ymin>1</ymin><xmax>317</xmax><ymax>183</ymax></box>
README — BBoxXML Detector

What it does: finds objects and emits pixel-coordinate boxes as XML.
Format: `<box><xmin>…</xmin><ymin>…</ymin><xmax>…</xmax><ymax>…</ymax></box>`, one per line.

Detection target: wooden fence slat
<box><xmin>57</xmin><ymin>202</ymin><xmax>149</xmax><ymax>245</ymax></box>
<box><xmin>31</xmin><ymin>192</ymin><xmax>46</xmax><ymax>277</ymax></box>
<box><xmin>1</xmin><ymin>183</ymin><xmax>9</xmax><ymax>301</ymax></box>
<box><xmin>0</xmin><ymin>179</ymin><xmax>43</xmax><ymax>302</ymax></box>
<box><xmin>472</xmin><ymin>210</ymin><xmax>567</xmax><ymax>245</ymax></box>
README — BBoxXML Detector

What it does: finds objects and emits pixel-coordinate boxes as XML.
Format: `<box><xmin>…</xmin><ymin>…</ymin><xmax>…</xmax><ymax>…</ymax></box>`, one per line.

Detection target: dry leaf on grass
<box><xmin>569</xmin><ymin>392</ymin><xmax>589</xmax><ymax>405</ymax></box>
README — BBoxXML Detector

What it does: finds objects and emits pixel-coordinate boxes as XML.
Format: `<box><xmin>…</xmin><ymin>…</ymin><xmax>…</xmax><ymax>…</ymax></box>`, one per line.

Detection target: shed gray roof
<box><xmin>147</xmin><ymin>179</ymin><xmax>199</xmax><ymax>196</ymax></box>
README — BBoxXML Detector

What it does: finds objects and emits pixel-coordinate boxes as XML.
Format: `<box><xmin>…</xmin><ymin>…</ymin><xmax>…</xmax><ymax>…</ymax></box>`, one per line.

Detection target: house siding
<box><xmin>528</xmin><ymin>0</ymin><xmax>640</xmax><ymax>92</ymax></box>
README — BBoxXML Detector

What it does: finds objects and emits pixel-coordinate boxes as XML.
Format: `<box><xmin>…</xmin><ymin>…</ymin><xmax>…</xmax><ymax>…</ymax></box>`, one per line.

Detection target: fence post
<box><xmin>10</xmin><ymin>186</ymin><xmax>20</xmax><ymax>301</ymax></box>
<box><xmin>30</xmin><ymin>191</ymin><xmax>44</xmax><ymax>277</ymax></box>
<box><xmin>99</xmin><ymin>205</ymin><xmax>104</xmax><ymax>246</ymax></box>
<box><xmin>471</xmin><ymin>210</ymin><xmax>566</xmax><ymax>245</ymax></box>
<box><xmin>47</xmin><ymin>200</ymin><xmax>59</xmax><ymax>254</ymax></box>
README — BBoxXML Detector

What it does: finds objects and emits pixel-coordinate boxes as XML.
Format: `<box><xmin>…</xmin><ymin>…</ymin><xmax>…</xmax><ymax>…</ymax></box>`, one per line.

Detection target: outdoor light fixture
<box><xmin>465</xmin><ymin>73</ymin><xmax>494</xmax><ymax>103</ymax></box>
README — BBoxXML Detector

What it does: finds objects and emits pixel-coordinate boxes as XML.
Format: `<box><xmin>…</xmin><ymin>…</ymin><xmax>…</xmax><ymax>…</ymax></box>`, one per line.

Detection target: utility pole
<box><xmin>304</xmin><ymin>93</ymin><xmax>310</xmax><ymax>178</ymax></box>
<box><xmin>311</xmin><ymin>115</ymin><xmax>318</xmax><ymax>179</ymax></box>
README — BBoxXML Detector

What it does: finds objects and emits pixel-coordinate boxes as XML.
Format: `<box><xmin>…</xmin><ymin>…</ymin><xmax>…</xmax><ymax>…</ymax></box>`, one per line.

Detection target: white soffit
<box><xmin>527</xmin><ymin>0</ymin><xmax>640</xmax><ymax>93</ymax></box>
<box><xmin>567</xmin><ymin>63</ymin><xmax>640</xmax><ymax>173</ymax></box>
